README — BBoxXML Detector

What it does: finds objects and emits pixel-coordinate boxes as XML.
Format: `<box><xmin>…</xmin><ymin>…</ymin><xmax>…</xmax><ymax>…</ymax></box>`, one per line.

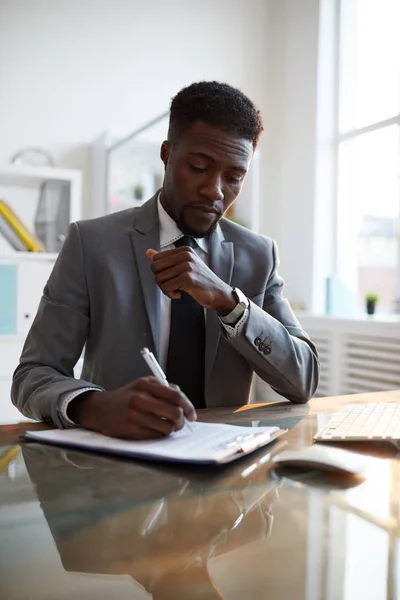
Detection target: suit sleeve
<box><xmin>224</xmin><ymin>240</ymin><xmax>319</xmax><ymax>403</ymax></box>
<box><xmin>11</xmin><ymin>223</ymin><xmax>103</xmax><ymax>427</ymax></box>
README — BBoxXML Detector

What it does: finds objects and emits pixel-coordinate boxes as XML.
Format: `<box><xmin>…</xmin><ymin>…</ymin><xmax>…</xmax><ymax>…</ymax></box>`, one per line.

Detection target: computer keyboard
<box><xmin>314</xmin><ymin>403</ymin><xmax>400</xmax><ymax>442</ymax></box>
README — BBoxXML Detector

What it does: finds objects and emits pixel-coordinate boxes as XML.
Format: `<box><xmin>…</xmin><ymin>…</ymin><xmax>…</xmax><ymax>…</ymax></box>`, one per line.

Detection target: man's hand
<box><xmin>67</xmin><ymin>377</ymin><xmax>197</xmax><ymax>440</ymax></box>
<box><xmin>146</xmin><ymin>246</ymin><xmax>236</xmax><ymax>315</ymax></box>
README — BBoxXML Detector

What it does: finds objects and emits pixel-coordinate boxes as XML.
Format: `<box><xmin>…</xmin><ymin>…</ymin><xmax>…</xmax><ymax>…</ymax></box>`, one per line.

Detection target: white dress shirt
<box><xmin>59</xmin><ymin>196</ymin><xmax>248</xmax><ymax>425</ymax></box>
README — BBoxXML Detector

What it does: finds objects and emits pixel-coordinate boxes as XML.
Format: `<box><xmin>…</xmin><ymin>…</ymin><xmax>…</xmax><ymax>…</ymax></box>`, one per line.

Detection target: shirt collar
<box><xmin>157</xmin><ymin>194</ymin><xmax>208</xmax><ymax>253</ymax></box>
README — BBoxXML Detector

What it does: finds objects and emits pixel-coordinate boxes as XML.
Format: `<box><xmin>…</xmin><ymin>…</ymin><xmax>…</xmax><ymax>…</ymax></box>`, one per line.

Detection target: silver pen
<box><xmin>140</xmin><ymin>347</ymin><xmax>194</xmax><ymax>432</ymax></box>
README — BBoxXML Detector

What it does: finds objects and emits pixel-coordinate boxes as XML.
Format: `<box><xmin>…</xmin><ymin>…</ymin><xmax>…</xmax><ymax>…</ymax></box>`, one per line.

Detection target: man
<box><xmin>12</xmin><ymin>81</ymin><xmax>319</xmax><ymax>439</ymax></box>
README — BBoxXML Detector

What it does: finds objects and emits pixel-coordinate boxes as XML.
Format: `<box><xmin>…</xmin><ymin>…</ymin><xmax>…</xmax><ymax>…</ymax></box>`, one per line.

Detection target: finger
<box><xmin>168</xmin><ymin>384</ymin><xmax>190</xmax><ymax>416</ymax></box>
<box><xmin>146</xmin><ymin>248</ymin><xmax>158</xmax><ymax>262</ymax></box>
<box><xmin>165</xmin><ymin>383</ymin><xmax>197</xmax><ymax>421</ymax></box>
<box><xmin>168</xmin><ymin>291</ymin><xmax>182</xmax><ymax>299</ymax></box>
<box><xmin>151</xmin><ymin>249</ymin><xmax>193</xmax><ymax>273</ymax></box>
<box><xmin>135</xmin><ymin>379</ymin><xmax>197</xmax><ymax>421</ymax></box>
<box><xmin>151</xmin><ymin>247</ymin><xmax>191</xmax><ymax>261</ymax></box>
<box><xmin>160</xmin><ymin>386</ymin><xmax>197</xmax><ymax>423</ymax></box>
<box><xmin>130</xmin><ymin>392</ymin><xmax>184</xmax><ymax>435</ymax></box>
<box><xmin>128</xmin><ymin>407</ymin><xmax>178</xmax><ymax>436</ymax></box>
<box><xmin>168</xmin><ymin>383</ymin><xmax>180</xmax><ymax>390</ymax></box>
<box><xmin>130</xmin><ymin>392</ymin><xmax>185</xmax><ymax>430</ymax></box>
<box><xmin>152</xmin><ymin>266</ymin><xmax>184</xmax><ymax>298</ymax></box>
<box><xmin>159</xmin><ymin>273</ymin><xmax>195</xmax><ymax>298</ymax></box>
<box><xmin>154</xmin><ymin>262</ymin><xmax>190</xmax><ymax>285</ymax></box>
<box><xmin>153</xmin><ymin>286</ymin><xmax>181</xmax><ymax>298</ymax></box>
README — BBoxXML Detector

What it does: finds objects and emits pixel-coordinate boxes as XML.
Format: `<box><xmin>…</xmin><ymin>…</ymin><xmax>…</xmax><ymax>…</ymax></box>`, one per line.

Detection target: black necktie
<box><xmin>166</xmin><ymin>235</ymin><xmax>206</xmax><ymax>408</ymax></box>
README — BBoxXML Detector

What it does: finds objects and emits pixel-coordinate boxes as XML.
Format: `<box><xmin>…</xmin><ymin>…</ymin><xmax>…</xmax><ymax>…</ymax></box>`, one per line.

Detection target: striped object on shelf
<box><xmin>0</xmin><ymin>199</ymin><xmax>45</xmax><ymax>252</ymax></box>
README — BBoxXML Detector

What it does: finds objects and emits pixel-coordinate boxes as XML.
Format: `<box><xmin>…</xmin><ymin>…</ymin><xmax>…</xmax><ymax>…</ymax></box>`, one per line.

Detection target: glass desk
<box><xmin>1</xmin><ymin>391</ymin><xmax>400</xmax><ymax>600</ymax></box>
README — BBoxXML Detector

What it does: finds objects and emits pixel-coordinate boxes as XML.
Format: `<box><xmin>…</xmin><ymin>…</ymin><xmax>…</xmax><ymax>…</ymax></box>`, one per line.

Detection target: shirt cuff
<box><xmin>58</xmin><ymin>387</ymin><xmax>102</xmax><ymax>427</ymax></box>
<box><xmin>219</xmin><ymin>307</ymin><xmax>249</xmax><ymax>338</ymax></box>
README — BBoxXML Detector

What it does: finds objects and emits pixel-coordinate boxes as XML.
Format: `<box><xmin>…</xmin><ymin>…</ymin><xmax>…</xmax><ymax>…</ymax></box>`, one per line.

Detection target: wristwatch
<box><xmin>224</xmin><ymin>287</ymin><xmax>249</xmax><ymax>323</ymax></box>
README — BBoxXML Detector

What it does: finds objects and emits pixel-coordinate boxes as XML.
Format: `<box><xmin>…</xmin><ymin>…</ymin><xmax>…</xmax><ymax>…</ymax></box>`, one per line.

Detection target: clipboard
<box><xmin>24</xmin><ymin>421</ymin><xmax>288</xmax><ymax>465</ymax></box>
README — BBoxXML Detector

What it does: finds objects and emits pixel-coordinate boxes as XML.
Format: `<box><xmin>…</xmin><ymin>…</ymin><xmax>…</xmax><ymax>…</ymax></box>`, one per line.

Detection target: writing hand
<box><xmin>67</xmin><ymin>377</ymin><xmax>197</xmax><ymax>440</ymax></box>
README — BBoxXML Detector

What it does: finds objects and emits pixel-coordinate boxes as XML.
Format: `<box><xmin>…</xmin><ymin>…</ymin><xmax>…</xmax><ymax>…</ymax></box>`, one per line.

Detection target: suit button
<box><xmin>265</xmin><ymin>345</ymin><xmax>272</xmax><ymax>355</ymax></box>
<box><xmin>254</xmin><ymin>337</ymin><xmax>261</xmax><ymax>348</ymax></box>
<box><xmin>259</xmin><ymin>342</ymin><xmax>266</xmax><ymax>352</ymax></box>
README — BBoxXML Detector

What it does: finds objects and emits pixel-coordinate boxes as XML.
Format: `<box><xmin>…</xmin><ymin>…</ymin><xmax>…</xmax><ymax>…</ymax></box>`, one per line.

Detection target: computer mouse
<box><xmin>271</xmin><ymin>445</ymin><xmax>370</xmax><ymax>476</ymax></box>
<box><xmin>271</xmin><ymin>466</ymin><xmax>365</xmax><ymax>490</ymax></box>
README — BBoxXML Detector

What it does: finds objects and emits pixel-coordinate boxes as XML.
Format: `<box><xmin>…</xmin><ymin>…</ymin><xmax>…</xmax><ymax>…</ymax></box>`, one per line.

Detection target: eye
<box><xmin>227</xmin><ymin>176</ymin><xmax>243</xmax><ymax>184</ymax></box>
<box><xmin>189</xmin><ymin>164</ymin><xmax>207</xmax><ymax>173</ymax></box>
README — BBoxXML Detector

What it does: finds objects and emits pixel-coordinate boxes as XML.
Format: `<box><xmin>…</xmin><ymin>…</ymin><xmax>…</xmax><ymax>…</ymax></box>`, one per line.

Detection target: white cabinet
<box><xmin>0</xmin><ymin>254</ymin><xmax>56</xmax><ymax>337</ymax></box>
<box><xmin>17</xmin><ymin>257</ymin><xmax>56</xmax><ymax>336</ymax></box>
<box><xmin>0</xmin><ymin>340</ymin><xmax>35</xmax><ymax>425</ymax></box>
<box><xmin>0</xmin><ymin>165</ymin><xmax>82</xmax><ymax>424</ymax></box>
<box><xmin>0</xmin><ymin>338</ymin><xmax>25</xmax><ymax>380</ymax></box>
<box><xmin>0</xmin><ymin>255</ymin><xmax>57</xmax><ymax>424</ymax></box>
<box><xmin>0</xmin><ymin>381</ymin><xmax>21</xmax><ymax>424</ymax></box>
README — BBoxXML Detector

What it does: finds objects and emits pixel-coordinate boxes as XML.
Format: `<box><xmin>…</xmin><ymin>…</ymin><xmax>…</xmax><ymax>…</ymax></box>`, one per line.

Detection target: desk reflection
<box><xmin>22</xmin><ymin>444</ymin><xmax>281</xmax><ymax>599</ymax></box>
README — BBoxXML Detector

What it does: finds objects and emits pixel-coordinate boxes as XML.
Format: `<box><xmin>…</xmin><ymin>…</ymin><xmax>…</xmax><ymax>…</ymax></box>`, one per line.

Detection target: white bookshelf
<box><xmin>0</xmin><ymin>165</ymin><xmax>82</xmax><ymax>222</ymax></box>
<box><xmin>0</xmin><ymin>165</ymin><xmax>82</xmax><ymax>424</ymax></box>
<box><xmin>0</xmin><ymin>252</ymin><xmax>58</xmax><ymax>262</ymax></box>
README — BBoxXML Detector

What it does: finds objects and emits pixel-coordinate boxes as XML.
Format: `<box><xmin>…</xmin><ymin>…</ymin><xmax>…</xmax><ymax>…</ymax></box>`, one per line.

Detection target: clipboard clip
<box><xmin>223</xmin><ymin>431</ymin><xmax>274</xmax><ymax>456</ymax></box>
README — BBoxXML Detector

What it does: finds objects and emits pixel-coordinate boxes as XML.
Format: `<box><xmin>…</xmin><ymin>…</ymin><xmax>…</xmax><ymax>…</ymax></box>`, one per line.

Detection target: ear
<box><xmin>160</xmin><ymin>141</ymin><xmax>171</xmax><ymax>169</ymax></box>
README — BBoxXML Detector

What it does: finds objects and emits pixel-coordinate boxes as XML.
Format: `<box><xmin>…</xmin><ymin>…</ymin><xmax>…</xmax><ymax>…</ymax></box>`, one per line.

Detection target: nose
<box><xmin>199</xmin><ymin>174</ymin><xmax>224</xmax><ymax>202</ymax></box>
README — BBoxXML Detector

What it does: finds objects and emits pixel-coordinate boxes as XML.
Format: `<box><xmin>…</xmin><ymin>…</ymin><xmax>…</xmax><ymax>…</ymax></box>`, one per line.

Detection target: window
<box><xmin>336</xmin><ymin>0</ymin><xmax>400</xmax><ymax>313</ymax></box>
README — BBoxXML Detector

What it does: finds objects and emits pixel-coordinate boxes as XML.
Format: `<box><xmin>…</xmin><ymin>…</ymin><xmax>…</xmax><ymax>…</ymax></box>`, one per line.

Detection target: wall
<box><xmin>261</xmin><ymin>0</ymin><xmax>322</xmax><ymax>310</ymax></box>
<box><xmin>0</xmin><ymin>0</ymin><xmax>330</xmax><ymax>312</ymax></box>
<box><xmin>0</xmin><ymin>0</ymin><xmax>269</xmax><ymax>215</ymax></box>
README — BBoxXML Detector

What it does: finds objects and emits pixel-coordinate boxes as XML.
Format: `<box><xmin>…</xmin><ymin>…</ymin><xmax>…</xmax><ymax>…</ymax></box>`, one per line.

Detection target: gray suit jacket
<box><xmin>12</xmin><ymin>194</ymin><xmax>319</xmax><ymax>427</ymax></box>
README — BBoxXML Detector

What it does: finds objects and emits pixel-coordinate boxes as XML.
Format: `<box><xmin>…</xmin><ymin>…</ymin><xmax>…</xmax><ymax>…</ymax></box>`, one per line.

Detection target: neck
<box><xmin>159</xmin><ymin>190</ymin><xmax>175</xmax><ymax>221</ymax></box>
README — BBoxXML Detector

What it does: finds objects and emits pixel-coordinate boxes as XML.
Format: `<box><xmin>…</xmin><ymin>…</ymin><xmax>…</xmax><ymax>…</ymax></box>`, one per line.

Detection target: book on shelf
<box><xmin>0</xmin><ymin>199</ymin><xmax>45</xmax><ymax>252</ymax></box>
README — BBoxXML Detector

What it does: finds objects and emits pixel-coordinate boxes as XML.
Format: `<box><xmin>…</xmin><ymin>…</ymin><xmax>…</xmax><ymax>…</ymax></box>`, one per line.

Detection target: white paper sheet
<box><xmin>25</xmin><ymin>421</ymin><xmax>284</xmax><ymax>464</ymax></box>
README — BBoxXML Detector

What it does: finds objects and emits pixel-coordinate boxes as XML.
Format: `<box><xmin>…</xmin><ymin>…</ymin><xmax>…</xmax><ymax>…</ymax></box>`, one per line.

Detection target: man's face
<box><xmin>160</xmin><ymin>121</ymin><xmax>254</xmax><ymax>238</ymax></box>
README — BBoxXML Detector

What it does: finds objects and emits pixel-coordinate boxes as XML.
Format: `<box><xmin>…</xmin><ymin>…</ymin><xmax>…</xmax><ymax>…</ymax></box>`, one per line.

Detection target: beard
<box><xmin>176</xmin><ymin>207</ymin><xmax>223</xmax><ymax>239</ymax></box>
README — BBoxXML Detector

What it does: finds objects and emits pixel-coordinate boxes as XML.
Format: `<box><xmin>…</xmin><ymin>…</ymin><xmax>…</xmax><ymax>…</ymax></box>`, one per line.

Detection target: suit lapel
<box><xmin>130</xmin><ymin>195</ymin><xmax>161</xmax><ymax>357</ymax></box>
<box><xmin>205</xmin><ymin>225</ymin><xmax>234</xmax><ymax>393</ymax></box>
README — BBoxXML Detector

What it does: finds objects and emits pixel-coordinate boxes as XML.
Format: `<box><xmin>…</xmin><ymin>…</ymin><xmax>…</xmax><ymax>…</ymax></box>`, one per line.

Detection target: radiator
<box><xmin>341</xmin><ymin>334</ymin><xmax>400</xmax><ymax>394</ymax></box>
<box><xmin>297</xmin><ymin>315</ymin><xmax>400</xmax><ymax>398</ymax></box>
<box><xmin>254</xmin><ymin>315</ymin><xmax>400</xmax><ymax>402</ymax></box>
<box><xmin>305</xmin><ymin>330</ymin><xmax>332</xmax><ymax>397</ymax></box>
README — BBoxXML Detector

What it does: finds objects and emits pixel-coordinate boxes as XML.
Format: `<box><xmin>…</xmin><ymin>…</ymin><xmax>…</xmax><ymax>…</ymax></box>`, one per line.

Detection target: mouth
<box><xmin>186</xmin><ymin>205</ymin><xmax>222</xmax><ymax>216</ymax></box>
<box><xmin>178</xmin><ymin>205</ymin><xmax>223</xmax><ymax>237</ymax></box>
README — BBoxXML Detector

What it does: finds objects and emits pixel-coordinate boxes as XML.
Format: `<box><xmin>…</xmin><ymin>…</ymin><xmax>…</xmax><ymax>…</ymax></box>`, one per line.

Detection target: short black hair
<box><xmin>168</xmin><ymin>81</ymin><xmax>264</xmax><ymax>149</ymax></box>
